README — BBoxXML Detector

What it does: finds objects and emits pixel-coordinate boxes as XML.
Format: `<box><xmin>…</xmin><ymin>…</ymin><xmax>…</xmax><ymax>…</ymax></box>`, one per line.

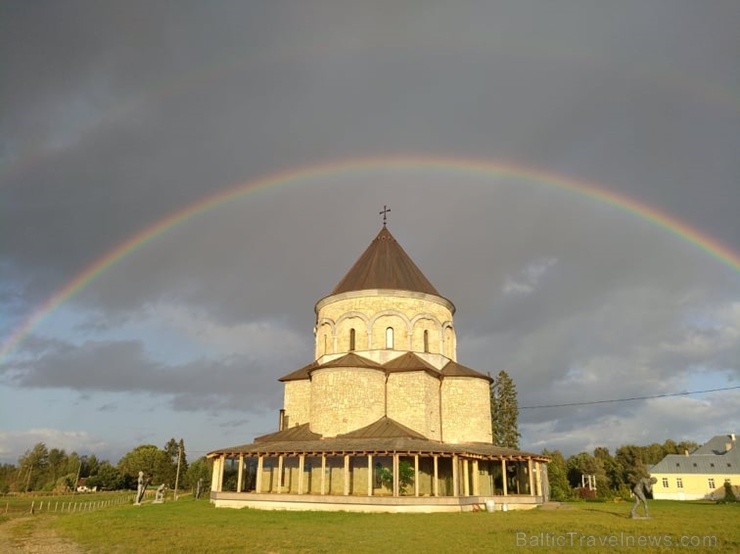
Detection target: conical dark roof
<box><xmin>331</xmin><ymin>227</ymin><xmax>441</xmax><ymax>296</ymax></box>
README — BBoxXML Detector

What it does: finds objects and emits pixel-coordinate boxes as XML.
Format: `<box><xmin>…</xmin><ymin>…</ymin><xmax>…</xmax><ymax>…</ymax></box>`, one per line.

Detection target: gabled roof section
<box><xmin>383</xmin><ymin>352</ymin><xmax>440</xmax><ymax>377</ymax></box>
<box><xmin>691</xmin><ymin>434</ymin><xmax>737</xmax><ymax>456</ymax></box>
<box><xmin>319</xmin><ymin>352</ymin><xmax>384</xmax><ymax>369</ymax></box>
<box><xmin>278</xmin><ymin>361</ymin><xmax>318</xmax><ymax>382</ymax></box>
<box><xmin>337</xmin><ymin>416</ymin><xmax>427</xmax><ymax>440</ymax></box>
<box><xmin>255</xmin><ymin>423</ymin><xmax>322</xmax><ymax>443</ymax></box>
<box><xmin>441</xmin><ymin>361</ymin><xmax>493</xmax><ymax>382</ymax></box>
<box><xmin>650</xmin><ymin>434</ymin><xmax>739</xmax><ymax>475</ymax></box>
<box><xmin>331</xmin><ymin>226</ymin><xmax>441</xmax><ymax>296</ymax></box>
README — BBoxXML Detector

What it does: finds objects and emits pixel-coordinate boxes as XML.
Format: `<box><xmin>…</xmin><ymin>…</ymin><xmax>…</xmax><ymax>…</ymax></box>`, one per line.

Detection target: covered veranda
<box><xmin>207</xmin><ymin>424</ymin><xmax>549</xmax><ymax>512</ymax></box>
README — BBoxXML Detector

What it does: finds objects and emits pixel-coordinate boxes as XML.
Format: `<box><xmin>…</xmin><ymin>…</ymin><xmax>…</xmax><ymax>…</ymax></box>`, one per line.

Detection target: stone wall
<box><xmin>386</xmin><ymin>372</ymin><xmax>441</xmax><ymax>440</ymax></box>
<box><xmin>441</xmin><ymin>377</ymin><xmax>493</xmax><ymax>443</ymax></box>
<box><xmin>315</xmin><ymin>290</ymin><xmax>456</xmax><ymax>360</ymax></box>
<box><xmin>310</xmin><ymin>367</ymin><xmax>385</xmax><ymax>436</ymax></box>
<box><xmin>283</xmin><ymin>380</ymin><xmax>311</xmax><ymax>429</ymax></box>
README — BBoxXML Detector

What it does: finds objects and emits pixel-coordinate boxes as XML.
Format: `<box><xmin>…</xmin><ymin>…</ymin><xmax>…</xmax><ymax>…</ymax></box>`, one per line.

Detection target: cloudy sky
<box><xmin>1</xmin><ymin>1</ymin><xmax>738</xmax><ymax>465</ymax></box>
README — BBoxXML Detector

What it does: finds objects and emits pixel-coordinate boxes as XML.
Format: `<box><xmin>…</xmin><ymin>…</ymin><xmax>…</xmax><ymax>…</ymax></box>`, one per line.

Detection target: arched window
<box><xmin>423</xmin><ymin>330</ymin><xmax>429</xmax><ymax>353</ymax></box>
<box><xmin>385</xmin><ymin>327</ymin><xmax>394</xmax><ymax>349</ymax></box>
<box><xmin>349</xmin><ymin>328</ymin><xmax>356</xmax><ymax>351</ymax></box>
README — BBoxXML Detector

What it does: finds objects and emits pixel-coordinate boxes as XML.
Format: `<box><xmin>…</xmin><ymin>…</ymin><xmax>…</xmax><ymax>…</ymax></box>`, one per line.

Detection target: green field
<box><xmin>2</xmin><ymin>498</ymin><xmax>738</xmax><ymax>553</ymax></box>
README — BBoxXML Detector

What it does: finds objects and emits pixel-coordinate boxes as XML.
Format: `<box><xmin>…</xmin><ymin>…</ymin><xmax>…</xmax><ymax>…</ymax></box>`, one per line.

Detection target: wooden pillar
<box><xmin>462</xmin><ymin>458</ymin><xmax>470</xmax><ymax>496</ymax></box>
<box><xmin>502</xmin><ymin>459</ymin><xmax>507</xmax><ymax>496</ymax></box>
<box><xmin>393</xmin><ymin>454</ymin><xmax>399</xmax><ymax>497</ymax></box>
<box><xmin>320</xmin><ymin>454</ymin><xmax>326</xmax><ymax>496</ymax></box>
<box><xmin>535</xmin><ymin>461</ymin><xmax>543</xmax><ymax>497</ymax></box>
<box><xmin>256</xmin><ymin>456</ymin><xmax>263</xmax><ymax>493</ymax></box>
<box><xmin>528</xmin><ymin>459</ymin><xmax>535</xmax><ymax>496</ymax></box>
<box><xmin>472</xmin><ymin>459</ymin><xmax>480</xmax><ymax>496</ymax></box>
<box><xmin>452</xmin><ymin>454</ymin><xmax>459</xmax><ymax>496</ymax></box>
<box><xmin>367</xmin><ymin>455</ymin><xmax>373</xmax><ymax>497</ymax></box>
<box><xmin>218</xmin><ymin>456</ymin><xmax>226</xmax><ymax>492</ymax></box>
<box><xmin>433</xmin><ymin>455</ymin><xmax>439</xmax><ymax>497</ymax></box>
<box><xmin>277</xmin><ymin>455</ymin><xmax>284</xmax><ymax>494</ymax></box>
<box><xmin>414</xmin><ymin>455</ymin><xmax>419</xmax><ymax>497</ymax></box>
<box><xmin>298</xmin><ymin>455</ymin><xmax>305</xmax><ymax>495</ymax></box>
<box><xmin>237</xmin><ymin>455</ymin><xmax>244</xmax><ymax>493</ymax></box>
<box><xmin>210</xmin><ymin>456</ymin><xmax>222</xmax><ymax>492</ymax></box>
<box><xmin>343</xmin><ymin>454</ymin><xmax>350</xmax><ymax>496</ymax></box>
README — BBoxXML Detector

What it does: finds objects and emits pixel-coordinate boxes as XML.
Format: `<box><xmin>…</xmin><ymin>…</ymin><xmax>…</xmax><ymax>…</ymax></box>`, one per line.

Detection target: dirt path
<box><xmin>0</xmin><ymin>516</ymin><xmax>85</xmax><ymax>554</ymax></box>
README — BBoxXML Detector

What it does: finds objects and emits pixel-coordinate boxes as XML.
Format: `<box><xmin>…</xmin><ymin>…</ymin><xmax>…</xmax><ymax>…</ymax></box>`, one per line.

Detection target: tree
<box><xmin>541</xmin><ymin>450</ymin><xmax>572</xmax><ymax>501</ymax></box>
<box><xmin>614</xmin><ymin>444</ymin><xmax>648</xmax><ymax>487</ymax></box>
<box><xmin>490</xmin><ymin>370</ymin><xmax>520</xmax><ymax>448</ymax></box>
<box><xmin>594</xmin><ymin>447</ymin><xmax>624</xmax><ymax>496</ymax></box>
<box><xmin>18</xmin><ymin>443</ymin><xmax>49</xmax><ymax>491</ymax></box>
<box><xmin>377</xmin><ymin>461</ymin><xmax>415</xmax><ymax>494</ymax></box>
<box><xmin>186</xmin><ymin>457</ymin><xmax>212</xmax><ymax>494</ymax></box>
<box><xmin>177</xmin><ymin>439</ymin><xmax>189</xmax><ymax>480</ymax></box>
<box><xmin>47</xmin><ymin>448</ymin><xmax>68</xmax><ymax>484</ymax></box>
<box><xmin>86</xmin><ymin>461</ymin><xmax>123</xmax><ymax>491</ymax></box>
<box><xmin>118</xmin><ymin>445</ymin><xmax>173</xmax><ymax>488</ymax></box>
<box><xmin>718</xmin><ymin>481</ymin><xmax>737</xmax><ymax>503</ymax></box>
<box><xmin>83</xmin><ymin>454</ymin><xmax>101</xmax><ymax>478</ymax></box>
<box><xmin>0</xmin><ymin>463</ymin><xmax>19</xmax><ymax>494</ymax></box>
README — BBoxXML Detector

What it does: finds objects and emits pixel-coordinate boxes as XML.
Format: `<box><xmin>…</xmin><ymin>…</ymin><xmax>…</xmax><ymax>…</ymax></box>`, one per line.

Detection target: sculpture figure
<box><xmin>631</xmin><ymin>476</ymin><xmax>657</xmax><ymax>518</ymax></box>
<box><xmin>154</xmin><ymin>483</ymin><xmax>166</xmax><ymax>503</ymax></box>
<box><xmin>135</xmin><ymin>471</ymin><xmax>147</xmax><ymax>505</ymax></box>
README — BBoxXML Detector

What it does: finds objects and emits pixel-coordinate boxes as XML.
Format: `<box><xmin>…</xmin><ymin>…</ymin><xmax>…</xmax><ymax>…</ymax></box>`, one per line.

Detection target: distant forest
<box><xmin>0</xmin><ymin>438</ymin><xmax>210</xmax><ymax>495</ymax></box>
<box><xmin>1</xmin><ymin>437</ymin><xmax>698</xmax><ymax>500</ymax></box>
<box><xmin>544</xmin><ymin>439</ymin><xmax>700</xmax><ymax>501</ymax></box>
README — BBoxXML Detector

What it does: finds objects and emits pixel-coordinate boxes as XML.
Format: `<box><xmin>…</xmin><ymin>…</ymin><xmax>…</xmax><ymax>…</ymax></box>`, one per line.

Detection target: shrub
<box><xmin>717</xmin><ymin>481</ymin><xmax>737</xmax><ymax>503</ymax></box>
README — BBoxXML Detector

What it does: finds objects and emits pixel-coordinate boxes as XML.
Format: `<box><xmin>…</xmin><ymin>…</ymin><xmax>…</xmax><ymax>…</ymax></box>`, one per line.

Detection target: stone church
<box><xmin>208</xmin><ymin>222</ymin><xmax>548</xmax><ymax>512</ymax></box>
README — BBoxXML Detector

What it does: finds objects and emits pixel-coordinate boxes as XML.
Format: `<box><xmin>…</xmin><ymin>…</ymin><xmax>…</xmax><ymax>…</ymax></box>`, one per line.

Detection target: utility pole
<box><xmin>174</xmin><ymin>444</ymin><xmax>182</xmax><ymax>501</ymax></box>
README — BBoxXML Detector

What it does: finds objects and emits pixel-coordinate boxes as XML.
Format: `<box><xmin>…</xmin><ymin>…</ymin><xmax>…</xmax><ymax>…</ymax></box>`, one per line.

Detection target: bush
<box><xmin>377</xmin><ymin>461</ymin><xmax>414</xmax><ymax>494</ymax></box>
<box><xmin>717</xmin><ymin>481</ymin><xmax>737</xmax><ymax>504</ymax></box>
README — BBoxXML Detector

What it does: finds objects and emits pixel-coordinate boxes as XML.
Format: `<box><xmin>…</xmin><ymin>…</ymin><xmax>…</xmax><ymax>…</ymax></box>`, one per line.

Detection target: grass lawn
<box><xmin>47</xmin><ymin>499</ymin><xmax>739</xmax><ymax>553</ymax></box>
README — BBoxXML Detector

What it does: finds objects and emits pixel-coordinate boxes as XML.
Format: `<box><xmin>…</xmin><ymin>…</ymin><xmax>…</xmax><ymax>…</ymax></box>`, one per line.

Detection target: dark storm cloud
<box><xmin>2</xmin><ymin>338</ymin><xmax>283</xmax><ymax>413</ymax></box>
<box><xmin>1</xmin><ymin>1</ymin><xmax>738</xmax><ymax>456</ymax></box>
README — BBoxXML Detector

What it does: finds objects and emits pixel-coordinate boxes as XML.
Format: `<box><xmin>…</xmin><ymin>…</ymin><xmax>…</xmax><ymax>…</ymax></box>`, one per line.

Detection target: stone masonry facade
<box><xmin>282</xmin><ymin>282</ymin><xmax>492</xmax><ymax>443</ymax></box>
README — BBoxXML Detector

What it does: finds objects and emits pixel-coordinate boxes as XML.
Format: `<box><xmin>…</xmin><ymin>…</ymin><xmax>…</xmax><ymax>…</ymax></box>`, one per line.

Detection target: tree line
<box><xmin>488</xmin><ymin>371</ymin><xmax>706</xmax><ymax>500</ymax></box>
<box><xmin>0</xmin><ymin>438</ymin><xmax>212</xmax><ymax>495</ymax></box>
<box><xmin>544</xmin><ymin>440</ymin><xmax>700</xmax><ymax>501</ymax></box>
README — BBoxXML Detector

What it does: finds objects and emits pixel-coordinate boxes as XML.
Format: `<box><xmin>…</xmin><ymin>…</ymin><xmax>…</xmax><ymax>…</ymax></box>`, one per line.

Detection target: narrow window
<box><xmin>708</xmin><ymin>478</ymin><xmax>715</xmax><ymax>489</ymax></box>
<box><xmin>661</xmin><ymin>478</ymin><xmax>668</xmax><ymax>488</ymax></box>
<box><xmin>423</xmin><ymin>330</ymin><xmax>429</xmax><ymax>353</ymax></box>
<box><xmin>676</xmin><ymin>478</ymin><xmax>683</xmax><ymax>489</ymax></box>
<box><xmin>349</xmin><ymin>328</ymin><xmax>356</xmax><ymax>351</ymax></box>
<box><xmin>385</xmin><ymin>327</ymin><xmax>394</xmax><ymax>349</ymax></box>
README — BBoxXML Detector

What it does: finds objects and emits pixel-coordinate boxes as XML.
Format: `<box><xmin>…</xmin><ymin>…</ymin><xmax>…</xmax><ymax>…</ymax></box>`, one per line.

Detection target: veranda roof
<box><xmin>208</xmin><ymin>418</ymin><xmax>548</xmax><ymax>462</ymax></box>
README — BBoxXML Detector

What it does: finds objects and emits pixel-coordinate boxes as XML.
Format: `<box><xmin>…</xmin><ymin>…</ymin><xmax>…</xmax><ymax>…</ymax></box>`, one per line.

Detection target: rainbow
<box><xmin>2</xmin><ymin>155</ymin><xmax>739</xmax><ymax>363</ymax></box>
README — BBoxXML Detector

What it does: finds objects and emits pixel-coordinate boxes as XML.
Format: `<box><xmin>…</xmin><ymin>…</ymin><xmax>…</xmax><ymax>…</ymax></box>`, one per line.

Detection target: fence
<box><xmin>2</xmin><ymin>493</ymin><xmax>138</xmax><ymax>518</ymax></box>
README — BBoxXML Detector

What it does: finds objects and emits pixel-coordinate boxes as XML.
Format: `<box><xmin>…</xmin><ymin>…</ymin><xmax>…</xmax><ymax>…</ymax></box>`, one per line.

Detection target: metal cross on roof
<box><xmin>379</xmin><ymin>205</ymin><xmax>391</xmax><ymax>226</ymax></box>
